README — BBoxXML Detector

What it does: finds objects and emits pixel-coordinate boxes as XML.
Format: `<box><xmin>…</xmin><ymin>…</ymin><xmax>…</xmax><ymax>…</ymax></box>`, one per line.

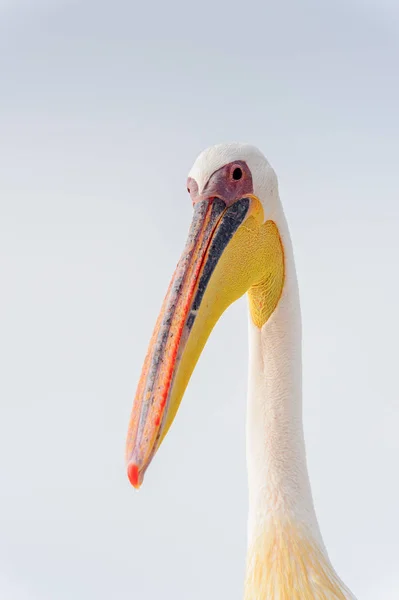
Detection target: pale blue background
<box><xmin>1</xmin><ymin>1</ymin><xmax>398</xmax><ymax>598</ymax></box>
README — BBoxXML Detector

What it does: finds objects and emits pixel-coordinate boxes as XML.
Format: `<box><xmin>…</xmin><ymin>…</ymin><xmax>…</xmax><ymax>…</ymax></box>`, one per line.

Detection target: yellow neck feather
<box><xmin>244</xmin><ymin>519</ymin><xmax>353</xmax><ymax>600</ymax></box>
<box><xmin>247</xmin><ymin>219</ymin><xmax>285</xmax><ymax>329</ymax></box>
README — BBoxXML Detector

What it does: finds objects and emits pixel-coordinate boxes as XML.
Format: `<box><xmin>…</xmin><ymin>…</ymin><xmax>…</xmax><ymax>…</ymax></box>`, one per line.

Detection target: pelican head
<box><xmin>125</xmin><ymin>142</ymin><xmax>285</xmax><ymax>488</ymax></box>
<box><xmin>124</xmin><ymin>142</ymin><xmax>356</xmax><ymax>600</ymax></box>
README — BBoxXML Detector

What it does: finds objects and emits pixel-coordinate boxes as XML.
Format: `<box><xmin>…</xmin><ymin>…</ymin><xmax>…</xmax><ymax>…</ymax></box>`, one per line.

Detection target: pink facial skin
<box><xmin>187</xmin><ymin>160</ymin><xmax>254</xmax><ymax>207</ymax></box>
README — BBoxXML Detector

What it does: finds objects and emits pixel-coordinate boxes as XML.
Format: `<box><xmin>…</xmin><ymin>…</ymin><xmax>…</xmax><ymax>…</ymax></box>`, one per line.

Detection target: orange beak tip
<box><xmin>127</xmin><ymin>462</ymin><xmax>142</xmax><ymax>489</ymax></box>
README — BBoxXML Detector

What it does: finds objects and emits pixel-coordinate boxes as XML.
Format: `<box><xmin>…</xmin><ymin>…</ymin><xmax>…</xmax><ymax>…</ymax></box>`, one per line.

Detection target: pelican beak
<box><xmin>125</xmin><ymin>194</ymin><xmax>266</xmax><ymax>488</ymax></box>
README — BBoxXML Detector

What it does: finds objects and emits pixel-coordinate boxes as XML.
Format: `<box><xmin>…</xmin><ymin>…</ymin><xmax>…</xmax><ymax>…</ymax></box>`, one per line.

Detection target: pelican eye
<box><xmin>232</xmin><ymin>167</ymin><xmax>243</xmax><ymax>180</ymax></box>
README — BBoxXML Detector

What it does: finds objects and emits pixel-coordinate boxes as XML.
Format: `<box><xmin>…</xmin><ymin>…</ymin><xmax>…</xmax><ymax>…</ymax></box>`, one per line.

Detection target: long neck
<box><xmin>246</xmin><ymin>211</ymin><xmax>319</xmax><ymax>539</ymax></box>
<box><xmin>244</xmin><ymin>209</ymin><xmax>355</xmax><ymax>599</ymax></box>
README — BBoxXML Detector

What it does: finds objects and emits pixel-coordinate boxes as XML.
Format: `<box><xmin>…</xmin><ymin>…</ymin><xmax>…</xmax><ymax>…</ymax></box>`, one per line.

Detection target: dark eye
<box><xmin>232</xmin><ymin>167</ymin><xmax>242</xmax><ymax>180</ymax></box>
<box><xmin>187</xmin><ymin>187</ymin><xmax>190</xmax><ymax>193</ymax></box>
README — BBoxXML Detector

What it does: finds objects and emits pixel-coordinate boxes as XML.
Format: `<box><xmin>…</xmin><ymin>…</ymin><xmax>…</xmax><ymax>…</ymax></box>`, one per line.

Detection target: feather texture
<box><xmin>245</xmin><ymin>518</ymin><xmax>355</xmax><ymax>600</ymax></box>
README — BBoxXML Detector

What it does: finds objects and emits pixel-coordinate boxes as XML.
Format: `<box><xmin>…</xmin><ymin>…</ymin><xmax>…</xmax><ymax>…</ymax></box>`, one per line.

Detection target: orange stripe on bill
<box><xmin>125</xmin><ymin>195</ymin><xmax>251</xmax><ymax>488</ymax></box>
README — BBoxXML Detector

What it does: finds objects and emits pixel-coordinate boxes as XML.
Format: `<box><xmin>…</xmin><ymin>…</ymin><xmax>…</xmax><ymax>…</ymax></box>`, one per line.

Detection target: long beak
<box><xmin>125</xmin><ymin>195</ymin><xmax>252</xmax><ymax>487</ymax></box>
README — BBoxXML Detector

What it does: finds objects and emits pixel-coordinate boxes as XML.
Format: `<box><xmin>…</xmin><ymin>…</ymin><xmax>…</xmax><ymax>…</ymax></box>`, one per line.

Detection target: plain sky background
<box><xmin>1</xmin><ymin>0</ymin><xmax>399</xmax><ymax>598</ymax></box>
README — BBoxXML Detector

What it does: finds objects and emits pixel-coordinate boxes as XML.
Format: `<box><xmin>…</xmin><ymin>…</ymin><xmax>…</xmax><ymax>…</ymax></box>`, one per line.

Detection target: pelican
<box><xmin>125</xmin><ymin>143</ymin><xmax>356</xmax><ymax>599</ymax></box>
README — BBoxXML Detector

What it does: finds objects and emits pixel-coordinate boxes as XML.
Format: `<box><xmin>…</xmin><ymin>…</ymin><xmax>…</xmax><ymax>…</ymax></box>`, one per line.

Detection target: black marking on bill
<box><xmin>188</xmin><ymin>197</ymin><xmax>250</xmax><ymax>329</ymax></box>
<box><xmin>135</xmin><ymin>198</ymin><xmax>225</xmax><ymax>444</ymax></box>
<box><xmin>146</xmin><ymin>197</ymin><xmax>249</xmax><ymax>462</ymax></box>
